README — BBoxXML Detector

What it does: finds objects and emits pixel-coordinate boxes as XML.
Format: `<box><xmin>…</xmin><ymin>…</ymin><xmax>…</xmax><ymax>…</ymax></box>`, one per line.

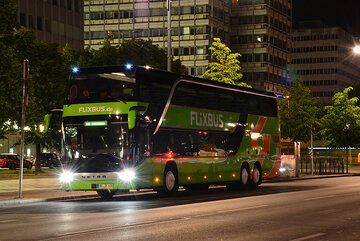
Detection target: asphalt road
<box><xmin>1</xmin><ymin>176</ymin><xmax>360</xmax><ymax>241</ymax></box>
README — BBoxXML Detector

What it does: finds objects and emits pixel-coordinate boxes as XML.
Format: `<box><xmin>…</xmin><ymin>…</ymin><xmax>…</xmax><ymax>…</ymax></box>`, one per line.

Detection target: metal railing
<box><xmin>300</xmin><ymin>156</ymin><xmax>347</xmax><ymax>175</ymax></box>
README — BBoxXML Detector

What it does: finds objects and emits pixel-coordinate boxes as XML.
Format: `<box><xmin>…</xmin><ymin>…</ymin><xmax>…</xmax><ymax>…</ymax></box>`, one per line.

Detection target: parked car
<box><xmin>37</xmin><ymin>153</ymin><xmax>61</xmax><ymax>169</ymax></box>
<box><xmin>0</xmin><ymin>154</ymin><xmax>33</xmax><ymax>170</ymax></box>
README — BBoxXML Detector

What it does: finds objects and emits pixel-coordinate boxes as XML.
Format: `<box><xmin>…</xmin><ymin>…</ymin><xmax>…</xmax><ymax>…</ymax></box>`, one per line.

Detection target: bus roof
<box><xmin>73</xmin><ymin>65</ymin><xmax>278</xmax><ymax>99</ymax></box>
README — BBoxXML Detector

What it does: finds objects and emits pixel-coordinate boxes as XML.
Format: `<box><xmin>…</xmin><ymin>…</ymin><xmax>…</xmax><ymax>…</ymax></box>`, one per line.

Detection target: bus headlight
<box><xmin>118</xmin><ymin>169</ymin><xmax>135</xmax><ymax>182</ymax></box>
<box><xmin>279</xmin><ymin>167</ymin><xmax>286</xmax><ymax>172</ymax></box>
<box><xmin>59</xmin><ymin>171</ymin><xmax>74</xmax><ymax>183</ymax></box>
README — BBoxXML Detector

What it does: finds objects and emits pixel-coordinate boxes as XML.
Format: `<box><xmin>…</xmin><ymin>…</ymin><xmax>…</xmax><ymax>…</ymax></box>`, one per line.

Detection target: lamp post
<box><xmin>166</xmin><ymin>0</ymin><xmax>172</xmax><ymax>72</ymax></box>
<box><xmin>19</xmin><ymin>59</ymin><xmax>29</xmax><ymax>199</ymax></box>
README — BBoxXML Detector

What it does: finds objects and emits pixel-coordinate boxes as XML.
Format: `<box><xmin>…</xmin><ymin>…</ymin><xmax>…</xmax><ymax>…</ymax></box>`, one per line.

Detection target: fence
<box><xmin>300</xmin><ymin>156</ymin><xmax>347</xmax><ymax>175</ymax></box>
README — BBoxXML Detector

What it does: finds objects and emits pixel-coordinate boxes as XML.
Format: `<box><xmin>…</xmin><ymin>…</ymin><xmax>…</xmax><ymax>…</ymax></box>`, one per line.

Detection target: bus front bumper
<box><xmin>60</xmin><ymin>172</ymin><xmax>137</xmax><ymax>191</ymax></box>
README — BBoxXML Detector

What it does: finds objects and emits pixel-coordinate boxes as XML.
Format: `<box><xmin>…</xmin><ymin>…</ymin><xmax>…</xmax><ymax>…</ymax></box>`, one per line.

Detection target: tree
<box><xmin>1</xmin><ymin>26</ymin><xmax>67</xmax><ymax>172</ymax></box>
<box><xmin>279</xmin><ymin>78</ymin><xmax>320</xmax><ymax>176</ymax></box>
<box><xmin>321</xmin><ymin>87</ymin><xmax>360</xmax><ymax>148</ymax></box>
<box><xmin>279</xmin><ymin>79</ymin><xmax>320</xmax><ymax>143</ymax></box>
<box><xmin>202</xmin><ymin>38</ymin><xmax>249</xmax><ymax>87</ymax></box>
<box><xmin>63</xmin><ymin>38</ymin><xmax>187</xmax><ymax>74</ymax></box>
<box><xmin>0</xmin><ymin>0</ymin><xmax>18</xmax><ymax>34</ymax></box>
<box><xmin>0</xmin><ymin>0</ymin><xmax>19</xmax><ymax>138</ymax></box>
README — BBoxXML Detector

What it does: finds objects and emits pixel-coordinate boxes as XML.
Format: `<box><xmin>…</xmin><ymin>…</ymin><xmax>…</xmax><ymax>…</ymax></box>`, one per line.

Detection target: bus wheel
<box><xmin>163</xmin><ymin>165</ymin><xmax>178</xmax><ymax>194</ymax></box>
<box><xmin>251</xmin><ymin>164</ymin><xmax>262</xmax><ymax>188</ymax></box>
<box><xmin>240</xmin><ymin>164</ymin><xmax>250</xmax><ymax>188</ymax></box>
<box><xmin>97</xmin><ymin>190</ymin><xmax>115</xmax><ymax>200</ymax></box>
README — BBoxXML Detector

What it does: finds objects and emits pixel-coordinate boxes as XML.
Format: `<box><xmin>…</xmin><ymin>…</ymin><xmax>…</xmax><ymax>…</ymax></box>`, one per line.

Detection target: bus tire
<box><xmin>240</xmin><ymin>164</ymin><xmax>250</xmax><ymax>188</ymax></box>
<box><xmin>97</xmin><ymin>190</ymin><xmax>115</xmax><ymax>200</ymax></box>
<box><xmin>163</xmin><ymin>164</ymin><xmax>178</xmax><ymax>195</ymax></box>
<box><xmin>251</xmin><ymin>164</ymin><xmax>262</xmax><ymax>188</ymax></box>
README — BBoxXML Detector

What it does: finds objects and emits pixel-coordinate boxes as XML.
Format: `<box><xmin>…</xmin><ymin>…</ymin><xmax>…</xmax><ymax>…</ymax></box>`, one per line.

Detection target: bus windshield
<box><xmin>63</xmin><ymin>122</ymin><xmax>135</xmax><ymax>172</ymax></box>
<box><xmin>67</xmin><ymin>72</ymin><xmax>136</xmax><ymax>104</ymax></box>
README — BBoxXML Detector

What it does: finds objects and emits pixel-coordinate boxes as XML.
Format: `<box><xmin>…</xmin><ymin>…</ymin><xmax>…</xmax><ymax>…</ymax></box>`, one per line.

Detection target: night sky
<box><xmin>293</xmin><ymin>0</ymin><xmax>360</xmax><ymax>35</ymax></box>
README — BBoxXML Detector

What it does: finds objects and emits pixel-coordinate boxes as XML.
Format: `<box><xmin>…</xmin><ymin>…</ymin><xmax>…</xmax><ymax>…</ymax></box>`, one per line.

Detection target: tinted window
<box><xmin>67</xmin><ymin>73</ymin><xmax>136</xmax><ymax>104</ymax></box>
<box><xmin>152</xmin><ymin>127</ymin><xmax>244</xmax><ymax>157</ymax></box>
<box><xmin>139</xmin><ymin>80</ymin><xmax>172</xmax><ymax>103</ymax></box>
<box><xmin>172</xmin><ymin>81</ymin><xmax>277</xmax><ymax>117</ymax></box>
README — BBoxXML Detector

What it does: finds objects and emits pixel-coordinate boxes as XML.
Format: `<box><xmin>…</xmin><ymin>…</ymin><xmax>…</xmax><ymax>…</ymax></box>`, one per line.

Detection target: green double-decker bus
<box><xmin>59</xmin><ymin>65</ymin><xmax>281</xmax><ymax>198</ymax></box>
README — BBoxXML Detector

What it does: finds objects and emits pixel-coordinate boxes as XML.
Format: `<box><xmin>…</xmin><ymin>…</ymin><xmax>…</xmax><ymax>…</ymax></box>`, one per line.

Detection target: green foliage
<box><xmin>0</xmin><ymin>26</ymin><xmax>66</xmax><ymax>157</ymax></box>
<box><xmin>202</xmin><ymin>38</ymin><xmax>250</xmax><ymax>87</ymax></box>
<box><xmin>279</xmin><ymin>79</ymin><xmax>319</xmax><ymax>143</ymax></box>
<box><xmin>63</xmin><ymin>38</ymin><xmax>187</xmax><ymax>74</ymax></box>
<box><xmin>0</xmin><ymin>0</ymin><xmax>18</xmax><ymax>34</ymax></box>
<box><xmin>320</xmin><ymin>87</ymin><xmax>360</xmax><ymax>148</ymax></box>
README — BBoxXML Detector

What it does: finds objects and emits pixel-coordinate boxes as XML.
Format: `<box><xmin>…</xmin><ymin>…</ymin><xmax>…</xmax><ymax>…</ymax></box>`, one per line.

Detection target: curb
<box><xmin>0</xmin><ymin>198</ymin><xmax>47</xmax><ymax>207</ymax></box>
<box><xmin>0</xmin><ymin>194</ymin><xmax>99</xmax><ymax>208</ymax></box>
<box><xmin>265</xmin><ymin>173</ymin><xmax>360</xmax><ymax>183</ymax></box>
<box><xmin>1</xmin><ymin>174</ymin><xmax>360</xmax><ymax>207</ymax></box>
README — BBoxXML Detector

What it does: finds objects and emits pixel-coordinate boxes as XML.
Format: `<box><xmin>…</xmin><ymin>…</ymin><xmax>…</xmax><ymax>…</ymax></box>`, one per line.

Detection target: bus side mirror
<box><xmin>44</xmin><ymin>108</ymin><xmax>63</xmax><ymax>133</ymax></box>
<box><xmin>128</xmin><ymin>110</ymin><xmax>137</xmax><ymax>130</ymax></box>
<box><xmin>128</xmin><ymin>106</ymin><xmax>146</xmax><ymax>130</ymax></box>
<box><xmin>44</xmin><ymin>114</ymin><xmax>52</xmax><ymax>133</ymax></box>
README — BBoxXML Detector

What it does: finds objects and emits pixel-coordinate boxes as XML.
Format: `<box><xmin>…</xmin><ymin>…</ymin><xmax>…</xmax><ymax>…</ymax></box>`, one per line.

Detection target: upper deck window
<box><xmin>67</xmin><ymin>72</ymin><xmax>136</xmax><ymax>104</ymax></box>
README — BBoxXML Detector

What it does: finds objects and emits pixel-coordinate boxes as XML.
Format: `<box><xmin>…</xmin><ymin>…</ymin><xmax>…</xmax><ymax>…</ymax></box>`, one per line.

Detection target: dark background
<box><xmin>293</xmin><ymin>0</ymin><xmax>360</xmax><ymax>35</ymax></box>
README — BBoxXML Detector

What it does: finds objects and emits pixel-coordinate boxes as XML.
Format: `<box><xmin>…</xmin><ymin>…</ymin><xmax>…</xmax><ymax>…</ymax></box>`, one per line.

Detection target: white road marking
<box><xmin>290</xmin><ymin>232</ymin><xmax>326</xmax><ymax>241</ymax></box>
<box><xmin>216</xmin><ymin>204</ymin><xmax>269</xmax><ymax>214</ymax></box>
<box><xmin>40</xmin><ymin>204</ymin><xmax>269</xmax><ymax>240</ymax></box>
<box><xmin>0</xmin><ymin>219</ymin><xmax>17</xmax><ymax>223</ymax></box>
<box><xmin>304</xmin><ymin>195</ymin><xmax>336</xmax><ymax>201</ymax></box>
<box><xmin>40</xmin><ymin>219</ymin><xmax>180</xmax><ymax>240</ymax></box>
<box><xmin>317</xmin><ymin>209</ymin><xmax>341</xmax><ymax>214</ymax></box>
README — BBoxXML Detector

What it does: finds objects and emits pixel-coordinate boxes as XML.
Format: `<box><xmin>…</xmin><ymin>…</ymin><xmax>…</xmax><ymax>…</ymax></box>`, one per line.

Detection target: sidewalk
<box><xmin>0</xmin><ymin>177</ymin><xmax>99</xmax><ymax>206</ymax></box>
<box><xmin>1</xmin><ymin>165</ymin><xmax>360</xmax><ymax>207</ymax></box>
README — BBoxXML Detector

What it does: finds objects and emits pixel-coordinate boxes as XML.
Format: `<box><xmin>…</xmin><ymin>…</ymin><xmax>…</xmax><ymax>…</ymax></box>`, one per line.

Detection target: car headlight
<box><xmin>117</xmin><ymin>169</ymin><xmax>135</xmax><ymax>182</ymax></box>
<box><xmin>59</xmin><ymin>171</ymin><xmax>74</xmax><ymax>183</ymax></box>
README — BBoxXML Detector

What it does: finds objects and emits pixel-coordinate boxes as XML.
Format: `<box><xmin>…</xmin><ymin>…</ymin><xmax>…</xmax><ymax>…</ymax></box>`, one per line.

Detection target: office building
<box><xmin>230</xmin><ymin>0</ymin><xmax>292</xmax><ymax>92</ymax></box>
<box><xmin>14</xmin><ymin>0</ymin><xmax>84</xmax><ymax>50</ymax></box>
<box><xmin>291</xmin><ymin>21</ymin><xmax>360</xmax><ymax>103</ymax></box>
<box><xmin>84</xmin><ymin>0</ymin><xmax>231</xmax><ymax>76</ymax></box>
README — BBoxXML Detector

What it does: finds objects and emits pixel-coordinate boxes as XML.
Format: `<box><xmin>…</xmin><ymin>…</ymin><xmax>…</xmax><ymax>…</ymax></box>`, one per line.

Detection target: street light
<box><xmin>353</xmin><ymin>45</ymin><xmax>360</xmax><ymax>54</ymax></box>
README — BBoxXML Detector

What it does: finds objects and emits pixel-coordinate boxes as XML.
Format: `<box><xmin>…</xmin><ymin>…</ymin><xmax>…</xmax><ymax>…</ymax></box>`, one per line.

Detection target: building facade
<box><xmin>230</xmin><ymin>0</ymin><xmax>292</xmax><ymax>92</ymax></box>
<box><xmin>83</xmin><ymin>0</ymin><xmax>231</xmax><ymax>76</ymax></box>
<box><xmin>14</xmin><ymin>0</ymin><xmax>84</xmax><ymax>50</ymax></box>
<box><xmin>84</xmin><ymin>0</ymin><xmax>292</xmax><ymax>86</ymax></box>
<box><xmin>291</xmin><ymin>22</ymin><xmax>360</xmax><ymax>103</ymax></box>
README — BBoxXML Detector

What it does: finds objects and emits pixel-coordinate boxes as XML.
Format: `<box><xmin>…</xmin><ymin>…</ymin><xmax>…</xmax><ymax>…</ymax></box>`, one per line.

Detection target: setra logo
<box><xmin>78</xmin><ymin>106</ymin><xmax>113</xmax><ymax>113</ymax></box>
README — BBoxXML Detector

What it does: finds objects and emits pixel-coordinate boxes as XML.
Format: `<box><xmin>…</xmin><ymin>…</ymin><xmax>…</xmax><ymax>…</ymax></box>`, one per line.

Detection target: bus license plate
<box><xmin>97</xmin><ymin>184</ymin><xmax>114</xmax><ymax>189</ymax></box>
